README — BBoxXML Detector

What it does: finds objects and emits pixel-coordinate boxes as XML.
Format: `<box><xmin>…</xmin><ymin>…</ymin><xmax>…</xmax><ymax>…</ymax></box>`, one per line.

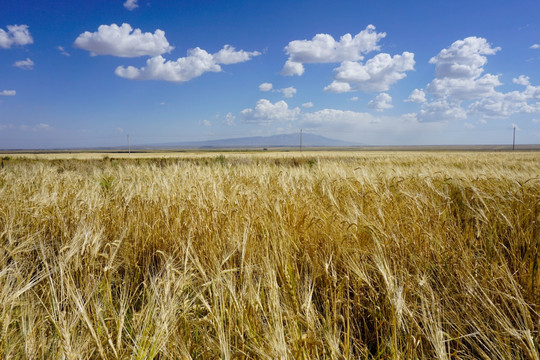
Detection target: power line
<box><xmin>512</xmin><ymin>126</ymin><xmax>516</xmax><ymax>151</ymax></box>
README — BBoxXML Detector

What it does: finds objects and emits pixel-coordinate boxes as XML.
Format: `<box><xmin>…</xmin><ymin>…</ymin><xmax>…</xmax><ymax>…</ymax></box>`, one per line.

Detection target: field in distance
<box><xmin>2</xmin><ymin>143</ymin><xmax>540</xmax><ymax>160</ymax></box>
<box><xmin>0</xmin><ymin>151</ymin><xmax>538</xmax><ymax>358</ymax></box>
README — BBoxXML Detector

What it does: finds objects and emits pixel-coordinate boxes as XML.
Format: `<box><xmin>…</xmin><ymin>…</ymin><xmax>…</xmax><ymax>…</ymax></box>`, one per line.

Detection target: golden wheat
<box><xmin>0</xmin><ymin>151</ymin><xmax>538</xmax><ymax>359</ymax></box>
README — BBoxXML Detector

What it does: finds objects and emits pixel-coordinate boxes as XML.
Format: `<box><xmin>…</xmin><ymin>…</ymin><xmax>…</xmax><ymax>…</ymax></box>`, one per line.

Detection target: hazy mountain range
<box><xmin>138</xmin><ymin>133</ymin><xmax>357</xmax><ymax>149</ymax></box>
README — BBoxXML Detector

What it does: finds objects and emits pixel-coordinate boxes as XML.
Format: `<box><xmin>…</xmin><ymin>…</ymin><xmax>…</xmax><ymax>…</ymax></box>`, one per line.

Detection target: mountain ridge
<box><xmin>138</xmin><ymin>133</ymin><xmax>357</xmax><ymax>149</ymax></box>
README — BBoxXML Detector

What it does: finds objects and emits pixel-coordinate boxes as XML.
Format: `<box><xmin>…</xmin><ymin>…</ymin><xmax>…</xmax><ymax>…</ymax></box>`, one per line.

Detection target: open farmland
<box><xmin>0</xmin><ymin>151</ymin><xmax>539</xmax><ymax>359</ymax></box>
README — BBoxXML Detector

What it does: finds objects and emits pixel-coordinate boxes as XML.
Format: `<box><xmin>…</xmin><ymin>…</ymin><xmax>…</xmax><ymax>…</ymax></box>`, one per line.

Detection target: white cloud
<box><xmin>368</xmin><ymin>93</ymin><xmax>393</xmax><ymax>111</ymax></box>
<box><xmin>281</xmin><ymin>25</ymin><xmax>386</xmax><ymax>76</ymax></box>
<box><xmin>56</xmin><ymin>46</ymin><xmax>70</xmax><ymax>56</ymax></box>
<box><xmin>116</xmin><ymin>48</ymin><xmax>219</xmax><ymax>82</ymax></box>
<box><xmin>468</xmin><ymin>88</ymin><xmax>540</xmax><ymax>118</ymax></box>
<box><xmin>532</xmin><ymin>118</ymin><xmax>539</xmax><ymax>123</ymax></box>
<box><xmin>223</xmin><ymin>112</ymin><xmax>236</xmax><ymax>126</ymax></box>
<box><xmin>240</xmin><ymin>99</ymin><xmax>300</xmax><ymax>125</ymax></box>
<box><xmin>530</xmin><ymin>44</ymin><xmax>540</xmax><ymax>49</ymax></box>
<box><xmin>417</xmin><ymin>99</ymin><xmax>467</xmax><ymax>122</ymax></box>
<box><xmin>74</xmin><ymin>23</ymin><xmax>173</xmax><ymax>57</ymax></box>
<box><xmin>416</xmin><ymin>37</ymin><xmax>501</xmax><ymax>118</ymax></box>
<box><xmin>259</xmin><ymin>82</ymin><xmax>273</xmax><ymax>91</ymax></box>
<box><xmin>213</xmin><ymin>45</ymin><xmax>260</xmax><ymax>64</ymax></box>
<box><xmin>427</xmin><ymin>73</ymin><xmax>501</xmax><ymax>100</ymax></box>
<box><xmin>302</xmin><ymin>102</ymin><xmax>314</xmax><ymax>108</ymax></box>
<box><xmin>281</xmin><ymin>60</ymin><xmax>305</xmax><ymax>76</ymax></box>
<box><xmin>328</xmin><ymin>52</ymin><xmax>415</xmax><ymax>93</ymax></box>
<box><xmin>405</xmin><ymin>89</ymin><xmax>426</xmax><ymax>103</ymax></box>
<box><xmin>0</xmin><ymin>90</ymin><xmax>16</xmax><ymax>96</ymax></box>
<box><xmin>423</xmin><ymin>37</ymin><xmax>502</xmax><ymax>102</ymax></box>
<box><xmin>350</xmin><ymin>96</ymin><xmax>359</xmax><ymax>101</ymax></box>
<box><xmin>115</xmin><ymin>44</ymin><xmax>259</xmax><ymax>83</ymax></box>
<box><xmin>278</xmin><ymin>86</ymin><xmax>296</xmax><ymax>98</ymax></box>
<box><xmin>35</xmin><ymin>123</ymin><xmax>51</xmax><ymax>130</ymax></box>
<box><xmin>0</xmin><ymin>25</ymin><xmax>33</xmax><ymax>49</ymax></box>
<box><xmin>200</xmin><ymin>120</ymin><xmax>211</xmax><ymax>127</ymax></box>
<box><xmin>513</xmin><ymin>75</ymin><xmax>530</xmax><ymax>86</ymax></box>
<box><xmin>13</xmin><ymin>58</ymin><xmax>34</xmax><ymax>70</ymax></box>
<box><xmin>324</xmin><ymin>81</ymin><xmax>352</xmax><ymax>93</ymax></box>
<box><xmin>429</xmin><ymin>37</ymin><xmax>500</xmax><ymax>79</ymax></box>
<box><xmin>410</xmin><ymin>36</ymin><xmax>540</xmax><ymax>122</ymax></box>
<box><xmin>20</xmin><ymin>123</ymin><xmax>52</xmax><ymax>131</ymax></box>
<box><xmin>464</xmin><ymin>122</ymin><xmax>474</xmax><ymax>129</ymax></box>
<box><xmin>124</xmin><ymin>0</ymin><xmax>138</xmax><ymax>10</ymax></box>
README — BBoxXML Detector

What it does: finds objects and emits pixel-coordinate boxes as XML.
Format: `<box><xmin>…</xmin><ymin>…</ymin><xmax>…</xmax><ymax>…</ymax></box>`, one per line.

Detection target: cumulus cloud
<box><xmin>13</xmin><ymin>58</ymin><xmax>34</xmax><ymax>70</ymax></box>
<box><xmin>530</xmin><ymin>44</ymin><xmax>540</xmax><ymax>49</ymax></box>
<box><xmin>115</xmin><ymin>44</ymin><xmax>260</xmax><ymax>83</ymax></box>
<box><xmin>325</xmin><ymin>52</ymin><xmax>415</xmax><ymax>93</ymax></box>
<box><xmin>417</xmin><ymin>99</ymin><xmax>467</xmax><ymax>122</ymax></box>
<box><xmin>115</xmin><ymin>48</ymin><xmax>219</xmax><ymax>82</ymax></box>
<box><xmin>409</xmin><ymin>36</ymin><xmax>540</xmax><ymax>122</ymax></box>
<box><xmin>124</xmin><ymin>0</ymin><xmax>138</xmax><ymax>10</ymax></box>
<box><xmin>281</xmin><ymin>25</ymin><xmax>414</xmax><ymax>94</ymax></box>
<box><xmin>223</xmin><ymin>112</ymin><xmax>236</xmax><ymax>126</ymax></box>
<box><xmin>350</xmin><ymin>96</ymin><xmax>359</xmax><ymax>101</ymax></box>
<box><xmin>368</xmin><ymin>93</ymin><xmax>393</xmax><ymax>111</ymax></box>
<box><xmin>0</xmin><ymin>90</ymin><xmax>16</xmax><ymax>96</ymax></box>
<box><xmin>259</xmin><ymin>82</ymin><xmax>273</xmax><ymax>91</ymax></box>
<box><xmin>513</xmin><ymin>75</ymin><xmax>530</xmax><ymax>86</ymax></box>
<box><xmin>213</xmin><ymin>45</ymin><xmax>260</xmax><ymax>64</ymax></box>
<box><xmin>429</xmin><ymin>37</ymin><xmax>500</xmax><ymax>79</ymax></box>
<box><xmin>74</xmin><ymin>23</ymin><xmax>173</xmax><ymax>57</ymax></box>
<box><xmin>302</xmin><ymin>102</ymin><xmax>314</xmax><ymax>108</ymax></box>
<box><xmin>423</xmin><ymin>37</ymin><xmax>502</xmax><ymax>101</ymax></box>
<box><xmin>281</xmin><ymin>25</ymin><xmax>385</xmax><ymax>76</ymax></box>
<box><xmin>427</xmin><ymin>73</ymin><xmax>501</xmax><ymax>100</ymax></box>
<box><xmin>405</xmin><ymin>89</ymin><xmax>426</xmax><ymax>103</ymax></box>
<box><xmin>240</xmin><ymin>99</ymin><xmax>300</xmax><ymax>125</ymax></box>
<box><xmin>468</xmin><ymin>86</ymin><xmax>540</xmax><ymax>118</ymax></box>
<box><xmin>278</xmin><ymin>86</ymin><xmax>296</xmax><ymax>98</ymax></box>
<box><xmin>0</xmin><ymin>25</ymin><xmax>33</xmax><ymax>49</ymax></box>
<box><xmin>324</xmin><ymin>81</ymin><xmax>352</xmax><ymax>93</ymax></box>
<box><xmin>281</xmin><ymin>60</ymin><xmax>305</xmax><ymax>76</ymax></box>
<box><xmin>56</xmin><ymin>46</ymin><xmax>70</xmax><ymax>56</ymax></box>
<box><xmin>199</xmin><ymin>119</ymin><xmax>211</xmax><ymax>127</ymax></box>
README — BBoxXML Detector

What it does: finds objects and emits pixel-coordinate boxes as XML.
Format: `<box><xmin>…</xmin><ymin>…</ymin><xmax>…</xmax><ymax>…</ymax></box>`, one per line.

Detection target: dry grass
<box><xmin>0</xmin><ymin>151</ymin><xmax>539</xmax><ymax>359</ymax></box>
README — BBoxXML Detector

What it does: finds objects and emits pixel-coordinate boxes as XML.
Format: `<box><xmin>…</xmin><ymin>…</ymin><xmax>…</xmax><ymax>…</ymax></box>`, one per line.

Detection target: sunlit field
<box><xmin>0</xmin><ymin>151</ymin><xmax>538</xmax><ymax>359</ymax></box>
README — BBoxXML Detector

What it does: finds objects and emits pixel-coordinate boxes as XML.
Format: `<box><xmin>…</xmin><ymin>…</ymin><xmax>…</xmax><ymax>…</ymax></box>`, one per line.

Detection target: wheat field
<box><xmin>0</xmin><ymin>151</ymin><xmax>538</xmax><ymax>359</ymax></box>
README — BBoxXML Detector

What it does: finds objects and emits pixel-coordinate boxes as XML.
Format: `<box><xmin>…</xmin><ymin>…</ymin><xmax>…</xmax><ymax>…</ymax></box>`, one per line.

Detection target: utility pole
<box><xmin>512</xmin><ymin>126</ymin><xmax>516</xmax><ymax>152</ymax></box>
<box><xmin>300</xmin><ymin>128</ymin><xmax>303</xmax><ymax>152</ymax></box>
<box><xmin>127</xmin><ymin>134</ymin><xmax>131</xmax><ymax>154</ymax></box>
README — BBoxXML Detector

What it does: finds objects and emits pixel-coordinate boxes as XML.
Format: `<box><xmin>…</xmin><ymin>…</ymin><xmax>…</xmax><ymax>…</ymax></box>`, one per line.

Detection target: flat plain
<box><xmin>0</xmin><ymin>151</ymin><xmax>538</xmax><ymax>359</ymax></box>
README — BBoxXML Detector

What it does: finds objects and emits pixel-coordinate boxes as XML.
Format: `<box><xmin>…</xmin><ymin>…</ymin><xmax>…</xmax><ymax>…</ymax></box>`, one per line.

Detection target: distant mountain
<box><xmin>141</xmin><ymin>133</ymin><xmax>357</xmax><ymax>149</ymax></box>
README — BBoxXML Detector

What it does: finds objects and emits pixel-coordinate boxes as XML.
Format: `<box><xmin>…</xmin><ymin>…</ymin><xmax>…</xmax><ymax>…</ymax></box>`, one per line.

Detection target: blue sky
<box><xmin>1</xmin><ymin>0</ymin><xmax>539</xmax><ymax>149</ymax></box>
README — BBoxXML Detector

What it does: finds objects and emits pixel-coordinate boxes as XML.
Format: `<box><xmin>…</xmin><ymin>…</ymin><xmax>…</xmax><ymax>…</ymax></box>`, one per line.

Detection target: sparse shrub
<box><xmin>99</xmin><ymin>175</ymin><xmax>114</xmax><ymax>192</ymax></box>
<box><xmin>215</xmin><ymin>154</ymin><xmax>226</xmax><ymax>166</ymax></box>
